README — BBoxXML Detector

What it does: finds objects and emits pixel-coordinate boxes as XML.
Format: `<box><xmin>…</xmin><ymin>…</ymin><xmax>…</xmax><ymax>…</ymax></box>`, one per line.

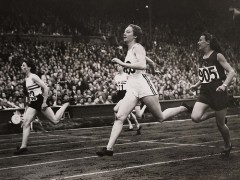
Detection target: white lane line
<box><xmin>1</xmin><ymin>131</ymin><xmax>239</xmax><ymax>153</ymax></box>
<box><xmin>0</xmin><ymin>140</ymin><xmax>235</xmax><ymax>171</ymax></box>
<box><xmin>58</xmin><ymin>150</ymin><xmax>240</xmax><ymax>180</ymax></box>
<box><xmin>1</xmin><ymin>114</ymin><xmax>238</xmax><ymax>142</ymax></box>
<box><xmin>0</xmin><ymin>137</ymin><xmax>226</xmax><ymax>161</ymax></box>
<box><xmin>1</xmin><ymin>130</ymin><xmax>239</xmax><ymax>153</ymax></box>
<box><xmin>0</xmin><ymin>135</ymin><xmax>98</xmax><ymax>142</ymax></box>
<box><xmin>0</xmin><ymin>137</ymin><xmax>79</xmax><ymax>145</ymax></box>
<box><xmin>0</xmin><ymin>145</ymin><xmax>179</xmax><ymax>171</ymax></box>
<box><xmin>0</xmin><ymin>141</ymin><xmax>145</xmax><ymax>161</ymax></box>
<box><xmin>0</xmin><ymin>114</ymin><xmax>238</xmax><ymax>138</ymax></box>
<box><xmin>154</xmin><ymin>142</ymin><xmax>216</xmax><ymax>148</ymax></box>
<box><xmin>21</xmin><ymin>115</ymin><xmax>240</xmax><ymax>132</ymax></box>
<box><xmin>148</xmin><ymin>137</ymin><xmax>240</xmax><ymax>147</ymax></box>
<box><xmin>0</xmin><ymin>138</ymin><xmax>131</xmax><ymax>152</ymax></box>
<box><xmin>0</xmin><ymin>130</ymin><xmax>220</xmax><ymax>152</ymax></box>
<box><xmin>0</xmin><ymin>114</ymin><xmax>238</xmax><ymax>142</ymax></box>
<box><xmin>159</xmin><ymin>134</ymin><xmax>240</xmax><ymax>142</ymax></box>
<box><xmin>1</xmin><ymin>135</ymin><xmax>104</xmax><ymax>145</ymax></box>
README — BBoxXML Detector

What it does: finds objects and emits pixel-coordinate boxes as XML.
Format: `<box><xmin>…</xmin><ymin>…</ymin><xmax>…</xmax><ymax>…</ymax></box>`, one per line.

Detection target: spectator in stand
<box><xmin>0</xmin><ymin>11</ymin><xmax>239</xmax><ymax>106</ymax></box>
<box><xmin>84</xmin><ymin>96</ymin><xmax>94</xmax><ymax>105</ymax></box>
<box><xmin>77</xmin><ymin>98</ymin><xmax>85</xmax><ymax>105</ymax></box>
<box><xmin>71</xmin><ymin>95</ymin><xmax>79</xmax><ymax>105</ymax></box>
<box><xmin>105</xmin><ymin>95</ymin><xmax>113</xmax><ymax>104</ymax></box>
<box><xmin>94</xmin><ymin>94</ymin><xmax>105</xmax><ymax>104</ymax></box>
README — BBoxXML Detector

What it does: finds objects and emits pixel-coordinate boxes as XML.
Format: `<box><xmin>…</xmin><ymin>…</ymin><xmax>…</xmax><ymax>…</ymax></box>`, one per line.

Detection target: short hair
<box><xmin>128</xmin><ymin>24</ymin><xmax>143</xmax><ymax>43</ymax></box>
<box><xmin>23</xmin><ymin>59</ymin><xmax>36</xmax><ymax>73</ymax></box>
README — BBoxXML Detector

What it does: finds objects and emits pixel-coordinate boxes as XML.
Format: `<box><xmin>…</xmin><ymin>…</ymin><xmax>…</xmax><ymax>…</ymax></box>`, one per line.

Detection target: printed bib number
<box><xmin>117</xmin><ymin>82</ymin><xmax>126</xmax><ymax>91</ymax></box>
<box><xmin>29</xmin><ymin>91</ymin><xmax>37</xmax><ymax>101</ymax></box>
<box><xmin>199</xmin><ymin>66</ymin><xmax>220</xmax><ymax>83</ymax></box>
<box><xmin>123</xmin><ymin>61</ymin><xmax>136</xmax><ymax>75</ymax></box>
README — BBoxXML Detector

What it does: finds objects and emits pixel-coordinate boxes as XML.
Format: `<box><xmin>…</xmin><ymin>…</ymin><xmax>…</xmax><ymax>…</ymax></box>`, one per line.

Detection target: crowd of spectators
<box><xmin>0</xmin><ymin>35</ymin><xmax>239</xmax><ymax>109</ymax></box>
<box><xmin>0</xmin><ymin>1</ymin><xmax>239</xmax><ymax>109</ymax></box>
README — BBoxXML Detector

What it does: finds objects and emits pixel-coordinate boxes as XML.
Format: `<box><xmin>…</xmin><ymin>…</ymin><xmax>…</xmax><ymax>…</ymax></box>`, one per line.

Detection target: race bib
<box><xmin>116</xmin><ymin>82</ymin><xmax>126</xmax><ymax>91</ymax></box>
<box><xmin>29</xmin><ymin>91</ymin><xmax>37</xmax><ymax>101</ymax></box>
<box><xmin>123</xmin><ymin>61</ymin><xmax>136</xmax><ymax>75</ymax></box>
<box><xmin>199</xmin><ymin>66</ymin><xmax>220</xmax><ymax>83</ymax></box>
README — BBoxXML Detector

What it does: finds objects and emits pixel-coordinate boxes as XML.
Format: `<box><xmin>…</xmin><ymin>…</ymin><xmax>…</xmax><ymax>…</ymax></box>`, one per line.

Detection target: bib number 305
<box><xmin>199</xmin><ymin>66</ymin><xmax>220</xmax><ymax>83</ymax></box>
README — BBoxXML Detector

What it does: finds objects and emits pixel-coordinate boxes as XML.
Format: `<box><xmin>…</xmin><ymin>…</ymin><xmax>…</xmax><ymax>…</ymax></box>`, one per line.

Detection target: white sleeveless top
<box><xmin>26</xmin><ymin>74</ymin><xmax>42</xmax><ymax>101</ymax></box>
<box><xmin>123</xmin><ymin>43</ymin><xmax>146</xmax><ymax>76</ymax></box>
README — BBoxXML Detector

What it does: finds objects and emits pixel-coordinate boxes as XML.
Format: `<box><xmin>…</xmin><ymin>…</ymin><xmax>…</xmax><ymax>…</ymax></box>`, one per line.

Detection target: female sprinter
<box><xmin>96</xmin><ymin>24</ymin><xmax>191</xmax><ymax>156</ymax></box>
<box><xmin>14</xmin><ymin>59</ymin><xmax>70</xmax><ymax>155</ymax></box>
<box><xmin>190</xmin><ymin>32</ymin><xmax>236</xmax><ymax>157</ymax></box>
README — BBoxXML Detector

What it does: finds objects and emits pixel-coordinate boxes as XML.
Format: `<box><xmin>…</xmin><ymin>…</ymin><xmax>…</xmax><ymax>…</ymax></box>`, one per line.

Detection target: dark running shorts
<box><xmin>197</xmin><ymin>80</ymin><xmax>228</xmax><ymax>111</ymax></box>
<box><xmin>29</xmin><ymin>94</ymin><xmax>49</xmax><ymax>111</ymax></box>
<box><xmin>116</xmin><ymin>90</ymin><xmax>127</xmax><ymax>102</ymax></box>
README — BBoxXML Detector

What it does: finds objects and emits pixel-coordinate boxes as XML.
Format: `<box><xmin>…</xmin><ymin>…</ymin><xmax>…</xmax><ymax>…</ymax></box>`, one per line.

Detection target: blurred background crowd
<box><xmin>0</xmin><ymin>0</ymin><xmax>239</xmax><ymax>109</ymax></box>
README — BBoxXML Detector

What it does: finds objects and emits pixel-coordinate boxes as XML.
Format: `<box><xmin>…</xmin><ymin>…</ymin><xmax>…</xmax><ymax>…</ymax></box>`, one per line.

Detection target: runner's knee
<box><xmin>155</xmin><ymin>114</ymin><xmax>164</xmax><ymax>122</ymax></box>
<box><xmin>115</xmin><ymin>113</ymin><xmax>128</xmax><ymax>122</ymax></box>
<box><xmin>22</xmin><ymin>118</ymin><xmax>32</xmax><ymax>128</ymax></box>
<box><xmin>216</xmin><ymin>119</ymin><xmax>225</xmax><ymax>127</ymax></box>
<box><xmin>113</xmin><ymin>106</ymin><xmax>118</xmax><ymax>113</ymax></box>
<box><xmin>48</xmin><ymin>117</ymin><xmax>58</xmax><ymax>124</ymax></box>
<box><xmin>191</xmin><ymin>115</ymin><xmax>201</xmax><ymax>123</ymax></box>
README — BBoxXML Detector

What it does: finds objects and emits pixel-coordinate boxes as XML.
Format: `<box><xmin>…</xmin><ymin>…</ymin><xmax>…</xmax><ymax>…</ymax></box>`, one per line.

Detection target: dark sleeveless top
<box><xmin>198</xmin><ymin>51</ymin><xmax>226</xmax><ymax>86</ymax></box>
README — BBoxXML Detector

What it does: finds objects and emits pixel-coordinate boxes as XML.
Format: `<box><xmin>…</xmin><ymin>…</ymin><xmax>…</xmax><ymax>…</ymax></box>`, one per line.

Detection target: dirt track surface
<box><xmin>0</xmin><ymin>116</ymin><xmax>240</xmax><ymax>180</ymax></box>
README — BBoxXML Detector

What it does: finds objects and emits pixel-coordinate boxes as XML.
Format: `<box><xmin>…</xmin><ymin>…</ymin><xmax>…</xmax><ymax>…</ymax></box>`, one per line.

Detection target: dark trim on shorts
<box><xmin>142</xmin><ymin>74</ymin><xmax>157</xmax><ymax>95</ymax></box>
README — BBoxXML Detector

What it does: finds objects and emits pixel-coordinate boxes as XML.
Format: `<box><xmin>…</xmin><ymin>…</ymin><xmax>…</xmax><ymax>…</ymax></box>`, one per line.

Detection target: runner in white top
<box><xmin>114</xmin><ymin>66</ymin><xmax>128</xmax><ymax>92</ymax></box>
<box><xmin>26</xmin><ymin>74</ymin><xmax>42</xmax><ymax>102</ymax></box>
<box><xmin>14</xmin><ymin>59</ymin><xmax>70</xmax><ymax>155</ymax></box>
<box><xmin>114</xmin><ymin>64</ymin><xmax>143</xmax><ymax>134</ymax></box>
<box><xmin>96</xmin><ymin>24</ymin><xmax>191</xmax><ymax>156</ymax></box>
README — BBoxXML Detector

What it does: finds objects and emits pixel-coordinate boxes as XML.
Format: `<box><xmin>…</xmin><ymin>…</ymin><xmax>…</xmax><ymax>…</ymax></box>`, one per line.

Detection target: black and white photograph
<box><xmin>0</xmin><ymin>0</ymin><xmax>239</xmax><ymax>179</ymax></box>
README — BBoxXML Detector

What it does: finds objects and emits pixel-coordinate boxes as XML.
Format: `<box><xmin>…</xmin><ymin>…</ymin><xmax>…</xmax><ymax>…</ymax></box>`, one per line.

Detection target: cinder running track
<box><xmin>0</xmin><ymin>116</ymin><xmax>239</xmax><ymax>180</ymax></box>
